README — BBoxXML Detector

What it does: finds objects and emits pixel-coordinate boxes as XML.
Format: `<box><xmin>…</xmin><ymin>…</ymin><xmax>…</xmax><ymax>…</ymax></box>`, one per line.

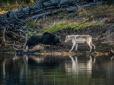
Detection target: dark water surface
<box><xmin>0</xmin><ymin>53</ymin><xmax>114</xmax><ymax>85</ymax></box>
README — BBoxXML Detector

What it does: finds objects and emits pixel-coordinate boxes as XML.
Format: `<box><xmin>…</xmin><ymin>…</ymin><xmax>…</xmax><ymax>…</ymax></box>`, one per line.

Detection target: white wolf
<box><xmin>65</xmin><ymin>35</ymin><xmax>96</xmax><ymax>52</ymax></box>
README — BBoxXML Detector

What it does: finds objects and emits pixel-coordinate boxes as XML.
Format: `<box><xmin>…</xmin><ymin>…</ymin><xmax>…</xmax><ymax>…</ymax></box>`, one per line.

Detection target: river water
<box><xmin>0</xmin><ymin>53</ymin><xmax>114</xmax><ymax>85</ymax></box>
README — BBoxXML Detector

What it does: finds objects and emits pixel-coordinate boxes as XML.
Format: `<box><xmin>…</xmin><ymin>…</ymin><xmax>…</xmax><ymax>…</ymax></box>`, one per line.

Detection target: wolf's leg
<box><xmin>91</xmin><ymin>42</ymin><xmax>96</xmax><ymax>50</ymax></box>
<box><xmin>75</xmin><ymin>44</ymin><xmax>78</xmax><ymax>51</ymax></box>
<box><xmin>87</xmin><ymin>42</ymin><xmax>92</xmax><ymax>52</ymax></box>
<box><xmin>69</xmin><ymin>41</ymin><xmax>76</xmax><ymax>52</ymax></box>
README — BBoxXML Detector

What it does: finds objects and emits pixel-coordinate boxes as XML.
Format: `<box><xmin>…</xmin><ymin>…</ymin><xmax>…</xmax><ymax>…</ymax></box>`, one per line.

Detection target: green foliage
<box><xmin>43</xmin><ymin>20</ymin><xmax>104</xmax><ymax>33</ymax></box>
<box><xmin>0</xmin><ymin>0</ymin><xmax>36</xmax><ymax>3</ymax></box>
<box><xmin>26</xmin><ymin>20</ymin><xmax>40</xmax><ymax>37</ymax></box>
<box><xmin>0</xmin><ymin>0</ymin><xmax>36</xmax><ymax>14</ymax></box>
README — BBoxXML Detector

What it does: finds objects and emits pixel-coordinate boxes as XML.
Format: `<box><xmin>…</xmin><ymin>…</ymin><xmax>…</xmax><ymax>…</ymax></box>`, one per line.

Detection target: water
<box><xmin>0</xmin><ymin>53</ymin><xmax>114</xmax><ymax>85</ymax></box>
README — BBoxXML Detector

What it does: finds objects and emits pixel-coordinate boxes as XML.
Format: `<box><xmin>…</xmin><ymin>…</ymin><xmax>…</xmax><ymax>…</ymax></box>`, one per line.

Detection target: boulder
<box><xmin>26</xmin><ymin>35</ymin><xmax>42</xmax><ymax>49</ymax></box>
<box><xmin>31</xmin><ymin>45</ymin><xmax>44</xmax><ymax>51</ymax></box>
<box><xmin>26</xmin><ymin>32</ymin><xmax>60</xmax><ymax>49</ymax></box>
<box><xmin>41</xmin><ymin>32</ymin><xmax>60</xmax><ymax>45</ymax></box>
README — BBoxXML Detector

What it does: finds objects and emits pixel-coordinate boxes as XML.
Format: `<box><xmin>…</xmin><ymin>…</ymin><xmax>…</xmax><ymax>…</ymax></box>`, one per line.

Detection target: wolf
<box><xmin>65</xmin><ymin>35</ymin><xmax>95</xmax><ymax>52</ymax></box>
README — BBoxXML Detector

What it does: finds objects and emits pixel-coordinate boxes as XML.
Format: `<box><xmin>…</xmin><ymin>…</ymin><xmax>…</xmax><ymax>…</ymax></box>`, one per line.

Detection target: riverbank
<box><xmin>0</xmin><ymin>4</ymin><xmax>114</xmax><ymax>53</ymax></box>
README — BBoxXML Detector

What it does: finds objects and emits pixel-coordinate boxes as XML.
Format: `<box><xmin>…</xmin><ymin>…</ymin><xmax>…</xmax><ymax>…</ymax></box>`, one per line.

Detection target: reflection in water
<box><xmin>92</xmin><ymin>58</ymin><xmax>114</xmax><ymax>85</ymax></box>
<box><xmin>2</xmin><ymin>59</ymin><xmax>7</xmax><ymax>78</ymax></box>
<box><xmin>0</xmin><ymin>54</ymin><xmax>114</xmax><ymax>85</ymax></box>
<box><xmin>68</xmin><ymin>56</ymin><xmax>79</xmax><ymax>74</ymax></box>
<box><xmin>65</xmin><ymin>56</ymin><xmax>93</xmax><ymax>75</ymax></box>
<box><xmin>111</xmin><ymin>56</ymin><xmax>114</xmax><ymax>60</ymax></box>
<box><xmin>2</xmin><ymin>54</ymin><xmax>29</xmax><ymax>80</ymax></box>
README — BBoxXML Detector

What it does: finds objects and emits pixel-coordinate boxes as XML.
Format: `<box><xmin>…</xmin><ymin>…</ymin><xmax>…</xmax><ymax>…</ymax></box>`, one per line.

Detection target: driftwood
<box><xmin>0</xmin><ymin>16</ymin><xmax>28</xmax><ymax>49</ymax></box>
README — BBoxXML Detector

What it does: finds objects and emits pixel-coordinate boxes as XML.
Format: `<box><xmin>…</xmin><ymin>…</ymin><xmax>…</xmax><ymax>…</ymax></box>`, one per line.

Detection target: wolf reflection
<box><xmin>1</xmin><ymin>54</ymin><xmax>114</xmax><ymax>85</ymax></box>
<box><xmin>65</xmin><ymin>55</ymin><xmax>94</xmax><ymax>74</ymax></box>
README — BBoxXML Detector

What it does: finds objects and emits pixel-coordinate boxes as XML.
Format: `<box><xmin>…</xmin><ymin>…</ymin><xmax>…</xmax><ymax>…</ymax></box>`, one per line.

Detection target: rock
<box><xmin>30</xmin><ymin>45</ymin><xmax>44</xmax><ymax>51</ymax></box>
<box><xmin>26</xmin><ymin>32</ymin><xmax>60</xmax><ymax>49</ymax></box>
<box><xmin>26</xmin><ymin>35</ymin><xmax>42</xmax><ymax>49</ymax></box>
<box><xmin>41</xmin><ymin>32</ymin><xmax>60</xmax><ymax>45</ymax></box>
